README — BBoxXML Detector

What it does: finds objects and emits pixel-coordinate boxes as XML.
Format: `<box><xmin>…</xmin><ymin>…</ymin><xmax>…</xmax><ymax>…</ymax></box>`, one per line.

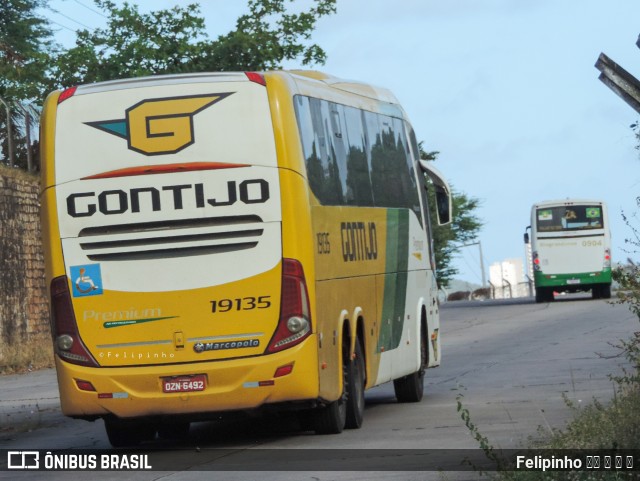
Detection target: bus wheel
<box><xmin>536</xmin><ymin>288</ymin><xmax>553</xmax><ymax>303</ymax></box>
<box><xmin>393</xmin><ymin>328</ymin><xmax>426</xmax><ymax>403</ymax></box>
<box><xmin>104</xmin><ymin>417</ymin><xmax>156</xmax><ymax>447</ymax></box>
<box><xmin>157</xmin><ymin>420</ymin><xmax>190</xmax><ymax>441</ymax></box>
<box><xmin>594</xmin><ymin>284</ymin><xmax>611</xmax><ymax>299</ymax></box>
<box><xmin>345</xmin><ymin>340</ymin><xmax>365</xmax><ymax>429</ymax></box>
<box><xmin>313</xmin><ymin>342</ymin><xmax>350</xmax><ymax>435</ymax></box>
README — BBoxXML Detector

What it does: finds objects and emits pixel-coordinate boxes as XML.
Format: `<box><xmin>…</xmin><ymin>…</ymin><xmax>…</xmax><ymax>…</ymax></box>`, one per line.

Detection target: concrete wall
<box><xmin>0</xmin><ymin>172</ymin><xmax>49</xmax><ymax>342</ymax></box>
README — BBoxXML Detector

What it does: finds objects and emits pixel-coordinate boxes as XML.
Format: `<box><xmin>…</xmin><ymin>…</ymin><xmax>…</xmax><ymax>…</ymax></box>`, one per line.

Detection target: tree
<box><xmin>420</xmin><ymin>146</ymin><xmax>483</xmax><ymax>288</ymax></box>
<box><xmin>47</xmin><ymin>0</ymin><xmax>337</xmax><ymax>90</ymax></box>
<box><xmin>0</xmin><ymin>0</ymin><xmax>54</xmax><ymax>167</ymax></box>
<box><xmin>0</xmin><ymin>0</ymin><xmax>54</xmax><ymax>100</ymax></box>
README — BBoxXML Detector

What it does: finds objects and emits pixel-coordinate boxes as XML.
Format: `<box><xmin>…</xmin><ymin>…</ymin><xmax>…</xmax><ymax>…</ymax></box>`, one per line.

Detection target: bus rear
<box><xmin>527</xmin><ymin>199</ymin><xmax>611</xmax><ymax>302</ymax></box>
<box><xmin>40</xmin><ymin>72</ymin><xmax>318</xmax><ymax>445</ymax></box>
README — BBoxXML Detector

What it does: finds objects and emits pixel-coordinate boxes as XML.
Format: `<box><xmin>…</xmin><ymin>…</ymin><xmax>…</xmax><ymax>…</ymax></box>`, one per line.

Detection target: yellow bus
<box><xmin>40</xmin><ymin>70</ymin><xmax>452</xmax><ymax>446</ymax></box>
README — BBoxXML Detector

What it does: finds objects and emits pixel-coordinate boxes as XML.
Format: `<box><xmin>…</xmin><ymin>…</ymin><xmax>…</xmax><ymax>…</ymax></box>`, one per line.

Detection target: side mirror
<box><xmin>434</xmin><ymin>185</ymin><xmax>451</xmax><ymax>225</ymax></box>
<box><xmin>418</xmin><ymin>159</ymin><xmax>452</xmax><ymax>226</ymax></box>
<box><xmin>524</xmin><ymin>232</ymin><xmax>529</xmax><ymax>244</ymax></box>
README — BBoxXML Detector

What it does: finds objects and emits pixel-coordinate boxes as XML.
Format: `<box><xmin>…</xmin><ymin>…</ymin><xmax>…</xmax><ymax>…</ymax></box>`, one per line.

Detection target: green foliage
<box><xmin>47</xmin><ymin>0</ymin><xmax>336</xmax><ymax>90</ymax></box>
<box><xmin>455</xmin><ymin>388</ymin><xmax>504</xmax><ymax>474</ymax></box>
<box><xmin>0</xmin><ymin>0</ymin><xmax>52</xmax><ymax>167</ymax></box>
<box><xmin>0</xmin><ymin>0</ymin><xmax>54</xmax><ymax>100</ymax></box>
<box><xmin>420</xmin><ymin>146</ymin><xmax>483</xmax><ymax>288</ymax></box>
<box><xmin>47</xmin><ymin>1</ymin><xmax>209</xmax><ymax>87</ymax></box>
<box><xmin>0</xmin><ymin>0</ymin><xmax>336</xmax><ymax>169</ymax></box>
<box><xmin>203</xmin><ymin>0</ymin><xmax>335</xmax><ymax>71</ymax></box>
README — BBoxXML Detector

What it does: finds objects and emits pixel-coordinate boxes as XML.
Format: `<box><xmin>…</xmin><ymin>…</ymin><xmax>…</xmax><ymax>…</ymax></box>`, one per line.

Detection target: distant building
<box><xmin>489</xmin><ymin>258</ymin><xmax>530</xmax><ymax>298</ymax></box>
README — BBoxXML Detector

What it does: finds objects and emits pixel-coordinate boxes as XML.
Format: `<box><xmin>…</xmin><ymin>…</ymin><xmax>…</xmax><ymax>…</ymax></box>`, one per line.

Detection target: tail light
<box><xmin>604</xmin><ymin>248</ymin><xmax>611</xmax><ymax>267</ymax></box>
<box><xmin>532</xmin><ymin>251</ymin><xmax>540</xmax><ymax>271</ymax></box>
<box><xmin>266</xmin><ymin>259</ymin><xmax>312</xmax><ymax>354</ymax></box>
<box><xmin>57</xmin><ymin>86</ymin><xmax>77</xmax><ymax>104</ymax></box>
<box><xmin>50</xmin><ymin>276</ymin><xmax>99</xmax><ymax>367</ymax></box>
<box><xmin>245</xmin><ymin>72</ymin><xmax>266</xmax><ymax>86</ymax></box>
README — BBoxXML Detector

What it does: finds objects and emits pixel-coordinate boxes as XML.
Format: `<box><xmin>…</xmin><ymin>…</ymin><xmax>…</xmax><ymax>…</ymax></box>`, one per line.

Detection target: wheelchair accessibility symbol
<box><xmin>70</xmin><ymin>264</ymin><xmax>103</xmax><ymax>297</ymax></box>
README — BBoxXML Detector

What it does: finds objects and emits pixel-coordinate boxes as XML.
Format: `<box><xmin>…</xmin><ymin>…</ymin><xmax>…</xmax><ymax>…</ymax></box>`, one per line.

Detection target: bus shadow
<box><xmin>151</xmin><ymin>395</ymin><xmax>396</xmax><ymax>448</ymax></box>
<box><xmin>442</xmin><ymin>293</ymin><xmax>606</xmax><ymax>308</ymax></box>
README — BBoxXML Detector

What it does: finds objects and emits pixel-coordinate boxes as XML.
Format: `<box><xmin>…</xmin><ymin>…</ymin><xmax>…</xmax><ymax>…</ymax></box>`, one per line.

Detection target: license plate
<box><xmin>566</xmin><ymin>279</ymin><xmax>581</xmax><ymax>285</ymax></box>
<box><xmin>162</xmin><ymin>374</ymin><xmax>206</xmax><ymax>393</ymax></box>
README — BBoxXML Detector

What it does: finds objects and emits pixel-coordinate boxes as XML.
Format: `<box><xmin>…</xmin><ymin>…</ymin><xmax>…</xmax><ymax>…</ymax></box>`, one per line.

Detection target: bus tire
<box><xmin>393</xmin><ymin>326</ymin><xmax>426</xmax><ymax>403</ymax></box>
<box><xmin>313</xmin><ymin>342</ymin><xmax>349</xmax><ymax>434</ymax></box>
<box><xmin>536</xmin><ymin>287</ymin><xmax>552</xmax><ymax>303</ymax></box>
<box><xmin>535</xmin><ymin>288</ymin><xmax>544</xmax><ymax>303</ymax></box>
<box><xmin>157</xmin><ymin>420</ymin><xmax>190</xmax><ymax>440</ymax></box>
<box><xmin>345</xmin><ymin>340</ymin><xmax>365</xmax><ymax>429</ymax></box>
<box><xmin>592</xmin><ymin>284</ymin><xmax>612</xmax><ymax>299</ymax></box>
<box><xmin>104</xmin><ymin>417</ymin><xmax>156</xmax><ymax>447</ymax></box>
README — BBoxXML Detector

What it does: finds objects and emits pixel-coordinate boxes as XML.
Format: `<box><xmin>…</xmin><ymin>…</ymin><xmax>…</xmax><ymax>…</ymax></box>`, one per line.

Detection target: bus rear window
<box><xmin>536</xmin><ymin>205</ymin><xmax>604</xmax><ymax>232</ymax></box>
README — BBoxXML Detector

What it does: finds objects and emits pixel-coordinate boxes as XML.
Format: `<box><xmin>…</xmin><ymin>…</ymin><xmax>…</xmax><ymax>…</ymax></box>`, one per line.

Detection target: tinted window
<box><xmin>536</xmin><ymin>205</ymin><xmax>604</xmax><ymax>232</ymax></box>
<box><xmin>295</xmin><ymin>95</ymin><xmax>421</xmax><ymax>221</ymax></box>
<box><xmin>343</xmin><ymin>106</ymin><xmax>374</xmax><ymax>206</ymax></box>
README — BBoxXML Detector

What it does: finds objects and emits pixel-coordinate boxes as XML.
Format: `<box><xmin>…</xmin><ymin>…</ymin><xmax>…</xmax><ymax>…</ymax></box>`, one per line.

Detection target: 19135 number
<box><xmin>210</xmin><ymin>296</ymin><xmax>271</xmax><ymax>313</ymax></box>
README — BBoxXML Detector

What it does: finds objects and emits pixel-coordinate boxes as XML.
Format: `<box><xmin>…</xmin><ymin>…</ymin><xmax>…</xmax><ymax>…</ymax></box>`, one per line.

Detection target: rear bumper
<box><xmin>534</xmin><ymin>269</ymin><xmax>611</xmax><ymax>289</ymax></box>
<box><xmin>55</xmin><ymin>335</ymin><xmax>319</xmax><ymax>419</ymax></box>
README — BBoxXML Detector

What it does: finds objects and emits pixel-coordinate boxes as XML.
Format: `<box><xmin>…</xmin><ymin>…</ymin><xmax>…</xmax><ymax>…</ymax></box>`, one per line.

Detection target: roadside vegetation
<box><xmin>456</xmin><ymin>262</ymin><xmax>640</xmax><ymax>480</ymax></box>
<box><xmin>0</xmin><ymin>333</ymin><xmax>53</xmax><ymax>374</ymax></box>
<box><xmin>0</xmin><ymin>163</ymin><xmax>37</xmax><ymax>181</ymax></box>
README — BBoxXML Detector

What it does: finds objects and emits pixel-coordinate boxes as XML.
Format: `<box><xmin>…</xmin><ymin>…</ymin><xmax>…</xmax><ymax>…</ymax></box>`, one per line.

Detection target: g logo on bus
<box><xmin>85</xmin><ymin>93</ymin><xmax>233</xmax><ymax>156</ymax></box>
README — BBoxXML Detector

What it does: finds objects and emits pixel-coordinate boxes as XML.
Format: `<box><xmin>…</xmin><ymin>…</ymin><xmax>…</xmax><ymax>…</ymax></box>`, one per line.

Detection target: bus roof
<box><xmin>532</xmin><ymin>199</ymin><xmax>606</xmax><ymax>209</ymax></box>
<box><xmin>63</xmin><ymin>70</ymin><xmax>401</xmax><ymax>106</ymax></box>
<box><xmin>287</xmin><ymin>70</ymin><xmax>401</xmax><ymax>104</ymax></box>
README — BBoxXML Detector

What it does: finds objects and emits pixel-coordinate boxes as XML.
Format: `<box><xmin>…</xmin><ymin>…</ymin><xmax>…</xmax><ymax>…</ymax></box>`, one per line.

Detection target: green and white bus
<box><xmin>525</xmin><ymin>199</ymin><xmax>612</xmax><ymax>303</ymax></box>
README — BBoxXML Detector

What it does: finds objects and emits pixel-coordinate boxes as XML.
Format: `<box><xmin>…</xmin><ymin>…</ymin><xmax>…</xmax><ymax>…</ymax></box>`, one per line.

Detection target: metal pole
<box><xmin>24</xmin><ymin>108</ymin><xmax>33</xmax><ymax>172</ymax></box>
<box><xmin>0</xmin><ymin>96</ymin><xmax>15</xmax><ymax>167</ymax></box>
<box><xmin>456</xmin><ymin>241</ymin><xmax>487</xmax><ymax>288</ymax></box>
<box><xmin>478</xmin><ymin>241</ymin><xmax>486</xmax><ymax>288</ymax></box>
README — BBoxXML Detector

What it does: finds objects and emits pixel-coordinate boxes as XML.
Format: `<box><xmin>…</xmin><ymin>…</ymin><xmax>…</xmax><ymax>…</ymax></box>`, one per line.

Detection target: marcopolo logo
<box><xmin>85</xmin><ymin>93</ymin><xmax>233</xmax><ymax>156</ymax></box>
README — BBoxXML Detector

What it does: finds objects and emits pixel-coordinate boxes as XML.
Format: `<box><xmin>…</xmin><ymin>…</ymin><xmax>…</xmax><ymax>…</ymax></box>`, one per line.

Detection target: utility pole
<box><xmin>457</xmin><ymin>241</ymin><xmax>486</xmax><ymax>288</ymax></box>
<box><xmin>0</xmin><ymin>96</ymin><xmax>14</xmax><ymax>167</ymax></box>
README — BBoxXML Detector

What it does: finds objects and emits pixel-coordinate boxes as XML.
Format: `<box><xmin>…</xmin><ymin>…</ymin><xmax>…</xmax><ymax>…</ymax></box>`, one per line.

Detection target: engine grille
<box><xmin>78</xmin><ymin>215</ymin><xmax>264</xmax><ymax>261</ymax></box>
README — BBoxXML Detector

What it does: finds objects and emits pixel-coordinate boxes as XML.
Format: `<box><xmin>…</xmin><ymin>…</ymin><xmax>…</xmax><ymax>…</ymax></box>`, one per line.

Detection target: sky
<box><xmin>45</xmin><ymin>0</ymin><xmax>640</xmax><ymax>286</ymax></box>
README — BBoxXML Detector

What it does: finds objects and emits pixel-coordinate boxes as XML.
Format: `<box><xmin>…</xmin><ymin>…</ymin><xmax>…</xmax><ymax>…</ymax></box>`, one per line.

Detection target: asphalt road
<box><xmin>1</xmin><ymin>294</ymin><xmax>637</xmax><ymax>480</ymax></box>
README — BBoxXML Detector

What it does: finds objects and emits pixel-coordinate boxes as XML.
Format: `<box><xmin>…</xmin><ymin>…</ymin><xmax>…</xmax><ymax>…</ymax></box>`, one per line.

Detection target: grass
<box><xmin>0</xmin><ymin>334</ymin><xmax>54</xmax><ymax>375</ymax></box>
<box><xmin>456</xmin><ymin>275</ymin><xmax>640</xmax><ymax>479</ymax></box>
<box><xmin>455</xmin><ymin>372</ymin><xmax>640</xmax><ymax>480</ymax></box>
<box><xmin>458</xmin><ymin>312</ymin><xmax>640</xmax><ymax>480</ymax></box>
<box><xmin>0</xmin><ymin>163</ymin><xmax>38</xmax><ymax>182</ymax></box>
<box><xmin>544</xmin><ymin>388</ymin><xmax>640</xmax><ymax>452</ymax></box>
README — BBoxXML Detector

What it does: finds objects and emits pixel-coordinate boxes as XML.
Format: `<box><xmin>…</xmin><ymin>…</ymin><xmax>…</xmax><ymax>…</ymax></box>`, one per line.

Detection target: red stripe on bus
<box><xmin>82</xmin><ymin>162</ymin><xmax>249</xmax><ymax>179</ymax></box>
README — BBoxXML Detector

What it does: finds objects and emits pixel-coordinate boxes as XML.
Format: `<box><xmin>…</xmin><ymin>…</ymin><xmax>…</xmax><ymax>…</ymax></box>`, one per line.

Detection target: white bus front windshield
<box><xmin>536</xmin><ymin>205</ymin><xmax>604</xmax><ymax>232</ymax></box>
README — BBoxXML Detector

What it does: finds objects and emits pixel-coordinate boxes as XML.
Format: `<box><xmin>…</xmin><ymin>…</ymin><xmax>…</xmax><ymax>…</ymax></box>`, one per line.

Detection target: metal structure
<box><xmin>457</xmin><ymin>241</ymin><xmax>487</xmax><ymax>288</ymax></box>
<box><xmin>595</xmin><ymin>38</ymin><xmax>640</xmax><ymax>114</ymax></box>
<box><xmin>0</xmin><ymin>96</ymin><xmax>14</xmax><ymax>166</ymax></box>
